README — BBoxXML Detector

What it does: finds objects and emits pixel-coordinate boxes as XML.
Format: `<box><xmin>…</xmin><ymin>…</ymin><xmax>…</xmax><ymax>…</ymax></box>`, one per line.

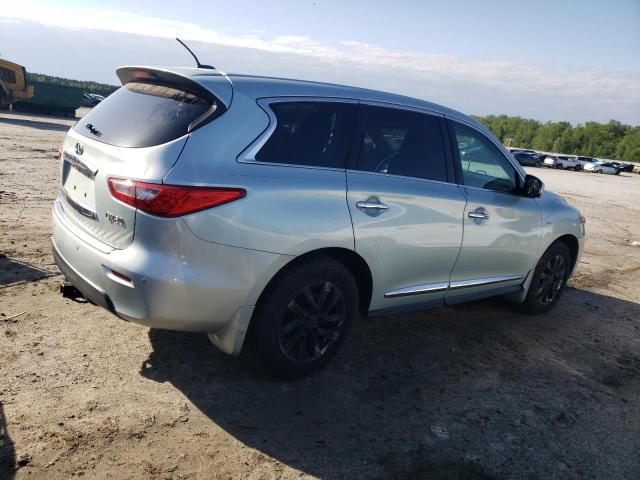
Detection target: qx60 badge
<box><xmin>75</xmin><ymin>143</ymin><xmax>84</xmax><ymax>156</ymax></box>
<box><xmin>105</xmin><ymin>211</ymin><xmax>126</xmax><ymax>228</ymax></box>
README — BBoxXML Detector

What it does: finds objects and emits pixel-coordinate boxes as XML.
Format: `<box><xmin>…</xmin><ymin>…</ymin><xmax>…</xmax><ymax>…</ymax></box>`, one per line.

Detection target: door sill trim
<box><xmin>384</xmin><ymin>275</ymin><xmax>524</xmax><ymax>299</ymax></box>
<box><xmin>449</xmin><ymin>275</ymin><xmax>524</xmax><ymax>290</ymax></box>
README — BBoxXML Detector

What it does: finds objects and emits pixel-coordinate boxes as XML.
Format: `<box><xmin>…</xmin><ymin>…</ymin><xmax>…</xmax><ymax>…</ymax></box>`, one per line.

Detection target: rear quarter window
<box><xmin>255</xmin><ymin>101</ymin><xmax>357</xmax><ymax>168</ymax></box>
<box><xmin>73</xmin><ymin>82</ymin><xmax>213</xmax><ymax>148</ymax></box>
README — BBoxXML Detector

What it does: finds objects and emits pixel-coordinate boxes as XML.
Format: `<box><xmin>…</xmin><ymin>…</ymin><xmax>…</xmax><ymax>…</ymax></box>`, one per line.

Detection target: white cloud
<box><xmin>2</xmin><ymin>1</ymin><xmax>639</xmax><ymax>123</ymax></box>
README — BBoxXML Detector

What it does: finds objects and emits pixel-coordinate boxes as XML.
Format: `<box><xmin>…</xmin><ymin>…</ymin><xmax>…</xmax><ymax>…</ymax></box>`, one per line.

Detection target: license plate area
<box><xmin>62</xmin><ymin>152</ymin><xmax>98</xmax><ymax>217</ymax></box>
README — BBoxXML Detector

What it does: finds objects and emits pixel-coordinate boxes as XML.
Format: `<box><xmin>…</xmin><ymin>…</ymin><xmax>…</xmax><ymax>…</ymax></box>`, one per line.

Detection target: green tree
<box><xmin>474</xmin><ymin>115</ymin><xmax>639</xmax><ymax>162</ymax></box>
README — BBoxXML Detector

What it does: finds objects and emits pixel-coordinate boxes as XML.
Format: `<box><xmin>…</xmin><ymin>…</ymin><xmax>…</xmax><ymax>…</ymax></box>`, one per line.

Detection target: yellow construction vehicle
<box><xmin>0</xmin><ymin>58</ymin><xmax>34</xmax><ymax>107</ymax></box>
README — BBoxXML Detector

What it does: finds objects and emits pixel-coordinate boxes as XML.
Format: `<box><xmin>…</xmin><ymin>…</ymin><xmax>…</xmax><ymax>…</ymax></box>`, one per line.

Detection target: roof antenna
<box><xmin>175</xmin><ymin>38</ymin><xmax>215</xmax><ymax>69</ymax></box>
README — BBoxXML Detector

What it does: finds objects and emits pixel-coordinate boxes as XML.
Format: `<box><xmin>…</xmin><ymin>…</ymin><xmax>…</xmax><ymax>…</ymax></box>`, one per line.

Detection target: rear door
<box><xmin>346</xmin><ymin>104</ymin><xmax>467</xmax><ymax>313</ymax></box>
<box><xmin>59</xmin><ymin>69</ymin><xmax>224</xmax><ymax>249</ymax></box>
<box><xmin>445</xmin><ymin>119</ymin><xmax>542</xmax><ymax>301</ymax></box>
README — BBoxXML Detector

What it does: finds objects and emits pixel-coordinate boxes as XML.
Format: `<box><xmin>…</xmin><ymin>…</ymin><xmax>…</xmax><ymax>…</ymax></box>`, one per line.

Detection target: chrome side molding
<box><xmin>448</xmin><ymin>275</ymin><xmax>524</xmax><ymax>290</ymax></box>
<box><xmin>384</xmin><ymin>282</ymin><xmax>449</xmax><ymax>298</ymax></box>
<box><xmin>384</xmin><ymin>275</ymin><xmax>524</xmax><ymax>299</ymax></box>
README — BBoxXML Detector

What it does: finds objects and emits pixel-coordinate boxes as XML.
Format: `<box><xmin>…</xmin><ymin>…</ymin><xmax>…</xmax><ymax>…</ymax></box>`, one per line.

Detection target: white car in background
<box><xmin>584</xmin><ymin>161</ymin><xmax>621</xmax><ymax>175</ymax></box>
<box><xmin>555</xmin><ymin>156</ymin><xmax>593</xmax><ymax>171</ymax></box>
<box><xmin>542</xmin><ymin>155</ymin><xmax>569</xmax><ymax>168</ymax></box>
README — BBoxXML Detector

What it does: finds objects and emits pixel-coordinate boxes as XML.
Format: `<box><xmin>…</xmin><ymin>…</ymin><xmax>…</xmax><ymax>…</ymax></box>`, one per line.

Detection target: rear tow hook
<box><xmin>59</xmin><ymin>281</ymin><xmax>84</xmax><ymax>301</ymax></box>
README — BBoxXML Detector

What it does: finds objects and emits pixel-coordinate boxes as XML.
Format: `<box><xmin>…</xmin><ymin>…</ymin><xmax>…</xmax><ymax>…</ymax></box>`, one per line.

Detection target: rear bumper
<box><xmin>53</xmin><ymin>246</ymin><xmax>115</xmax><ymax>313</ymax></box>
<box><xmin>52</xmin><ymin>196</ymin><xmax>290</xmax><ymax>351</ymax></box>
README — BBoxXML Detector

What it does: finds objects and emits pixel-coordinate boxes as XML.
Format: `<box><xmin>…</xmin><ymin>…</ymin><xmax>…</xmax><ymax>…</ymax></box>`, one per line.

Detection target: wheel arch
<box><xmin>254</xmin><ymin>247</ymin><xmax>373</xmax><ymax>316</ymax></box>
<box><xmin>554</xmin><ymin>234</ymin><xmax>580</xmax><ymax>276</ymax></box>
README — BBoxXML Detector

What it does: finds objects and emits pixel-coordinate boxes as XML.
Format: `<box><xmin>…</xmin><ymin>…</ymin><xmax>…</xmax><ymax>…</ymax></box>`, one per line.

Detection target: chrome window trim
<box><xmin>385</xmin><ymin>275</ymin><xmax>524</xmax><ymax>299</ymax></box>
<box><xmin>358</xmin><ymin>99</ymin><xmax>445</xmax><ymax>117</ymax></box>
<box><xmin>237</xmin><ymin>96</ymin><xmax>358</xmax><ymax>172</ymax></box>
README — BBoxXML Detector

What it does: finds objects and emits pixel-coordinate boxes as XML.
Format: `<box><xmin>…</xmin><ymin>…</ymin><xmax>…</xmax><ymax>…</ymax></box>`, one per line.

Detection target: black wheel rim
<box><xmin>278</xmin><ymin>282</ymin><xmax>346</xmax><ymax>363</ymax></box>
<box><xmin>536</xmin><ymin>254</ymin><xmax>566</xmax><ymax>305</ymax></box>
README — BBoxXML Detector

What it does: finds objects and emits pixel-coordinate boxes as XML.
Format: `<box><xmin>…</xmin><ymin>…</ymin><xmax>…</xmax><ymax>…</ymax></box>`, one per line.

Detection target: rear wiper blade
<box><xmin>85</xmin><ymin>123</ymin><xmax>101</xmax><ymax>137</ymax></box>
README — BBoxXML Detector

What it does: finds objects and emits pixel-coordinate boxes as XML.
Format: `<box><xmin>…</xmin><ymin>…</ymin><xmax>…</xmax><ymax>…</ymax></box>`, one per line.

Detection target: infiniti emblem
<box><xmin>75</xmin><ymin>143</ymin><xmax>84</xmax><ymax>156</ymax></box>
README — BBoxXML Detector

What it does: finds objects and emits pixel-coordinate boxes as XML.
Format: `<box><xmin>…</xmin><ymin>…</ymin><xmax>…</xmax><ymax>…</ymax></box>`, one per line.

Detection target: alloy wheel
<box><xmin>278</xmin><ymin>281</ymin><xmax>346</xmax><ymax>363</ymax></box>
<box><xmin>536</xmin><ymin>254</ymin><xmax>566</xmax><ymax>305</ymax></box>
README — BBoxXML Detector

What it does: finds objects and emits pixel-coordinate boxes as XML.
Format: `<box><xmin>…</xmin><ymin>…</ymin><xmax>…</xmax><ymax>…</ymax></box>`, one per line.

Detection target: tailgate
<box><xmin>60</xmin><ymin>130</ymin><xmax>189</xmax><ymax>249</ymax></box>
<box><xmin>58</xmin><ymin>67</ymin><xmax>228</xmax><ymax>249</ymax></box>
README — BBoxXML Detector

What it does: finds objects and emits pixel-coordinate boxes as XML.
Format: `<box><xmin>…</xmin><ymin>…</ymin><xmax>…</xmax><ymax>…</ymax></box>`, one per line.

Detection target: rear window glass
<box><xmin>73</xmin><ymin>82</ymin><xmax>212</xmax><ymax>148</ymax></box>
<box><xmin>255</xmin><ymin>101</ymin><xmax>356</xmax><ymax>168</ymax></box>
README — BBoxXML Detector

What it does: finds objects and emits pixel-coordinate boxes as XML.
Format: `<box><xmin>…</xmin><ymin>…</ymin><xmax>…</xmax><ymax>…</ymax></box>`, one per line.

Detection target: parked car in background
<box><xmin>82</xmin><ymin>93</ymin><xmax>100</xmax><ymax>107</ymax></box>
<box><xmin>52</xmin><ymin>65</ymin><xmax>586</xmax><ymax>377</ymax></box>
<box><xmin>584</xmin><ymin>161</ymin><xmax>621</xmax><ymax>175</ymax></box>
<box><xmin>556</xmin><ymin>156</ymin><xmax>586</xmax><ymax>171</ymax></box>
<box><xmin>513</xmin><ymin>151</ymin><xmax>541</xmax><ymax>167</ymax></box>
<box><xmin>82</xmin><ymin>93</ymin><xmax>106</xmax><ymax>108</ymax></box>
<box><xmin>542</xmin><ymin>155</ymin><xmax>562</xmax><ymax>167</ymax></box>
<box><xmin>512</xmin><ymin>148</ymin><xmax>536</xmax><ymax>155</ymax></box>
<box><xmin>574</xmin><ymin>156</ymin><xmax>597</xmax><ymax>170</ymax></box>
<box><xmin>614</xmin><ymin>162</ymin><xmax>634</xmax><ymax>173</ymax></box>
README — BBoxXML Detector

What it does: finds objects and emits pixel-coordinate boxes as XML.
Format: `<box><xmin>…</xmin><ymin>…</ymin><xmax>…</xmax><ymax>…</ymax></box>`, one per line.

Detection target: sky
<box><xmin>1</xmin><ymin>0</ymin><xmax>639</xmax><ymax>124</ymax></box>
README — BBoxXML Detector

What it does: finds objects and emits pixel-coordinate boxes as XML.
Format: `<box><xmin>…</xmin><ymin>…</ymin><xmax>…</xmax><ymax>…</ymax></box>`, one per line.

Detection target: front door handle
<box><xmin>356</xmin><ymin>199</ymin><xmax>390</xmax><ymax>211</ymax></box>
<box><xmin>468</xmin><ymin>208</ymin><xmax>489</xmax><ymax>220</ymax></box>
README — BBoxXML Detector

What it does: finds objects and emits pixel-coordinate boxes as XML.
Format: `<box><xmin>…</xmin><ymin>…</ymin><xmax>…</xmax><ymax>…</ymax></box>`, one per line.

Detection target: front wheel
<box><xmin>574</xmin><ymin>164</ymin><xmax>582</xmax><ymax>171</ymax></box>
<box><xmin>556</xmin><ymin>163</ymin><xmax>563</xmax><ymax>169</ymax></box>
<box><xmin>596</xmin><ymin>170</ymin><xmax>603</xmax><ymax>174</ymax></box>
<box><xmin>520</xmin><ymin>242</ymin><xmax>571</xmax><ymax>314</ymax></box>
<box><xmin>248</xmin><ymin>256</ymin><xmax>359</xmax><ymax>378</ymax></box>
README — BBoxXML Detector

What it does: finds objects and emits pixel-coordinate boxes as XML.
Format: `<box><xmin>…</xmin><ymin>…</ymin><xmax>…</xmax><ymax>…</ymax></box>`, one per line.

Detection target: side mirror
<box><xmin>523</xmin><ymin>174</ymin><xmax>544</xmax><ymax>198</ymax></box>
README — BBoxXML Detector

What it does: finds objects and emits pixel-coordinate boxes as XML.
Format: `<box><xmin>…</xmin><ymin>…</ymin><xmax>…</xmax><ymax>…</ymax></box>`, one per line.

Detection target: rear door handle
<box><xmin>468</xmin><ymin>208</ymin><xmax>489</xmax><ymax>220</ymax></box>
<box><xmin>356</xmin><ymin>199</ymin><xmax>389</xmax><ymax>212</ymax></box>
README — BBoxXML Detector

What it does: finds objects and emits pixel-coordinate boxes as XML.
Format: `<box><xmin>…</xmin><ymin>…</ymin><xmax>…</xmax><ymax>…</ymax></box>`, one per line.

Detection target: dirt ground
<box><xmin>1</xmin><ymin>109</ymin><xmax>639</xmax><ymax>480</ymax></box>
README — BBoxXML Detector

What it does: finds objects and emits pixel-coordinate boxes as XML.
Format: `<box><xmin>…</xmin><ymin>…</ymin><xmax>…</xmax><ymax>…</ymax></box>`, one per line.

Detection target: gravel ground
<box><xmin>1</xmin><ymin>110</ymin><xmax>639</xmax><ymax>480</ymax></box>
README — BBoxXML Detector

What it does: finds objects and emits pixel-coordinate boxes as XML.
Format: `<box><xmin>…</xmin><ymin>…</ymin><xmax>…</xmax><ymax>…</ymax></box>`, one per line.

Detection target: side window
<box><xmin>353</xmin><ymin>105</ymin><xmax>448</xmax><ymax>182</ymax></box>
<box><xmin>255</xmin><ymin>101</ymin><xmax>356</xmax><ymax>168</ymax></box>
<box><xmin>452</xmin><ymin>122</ymin><xmax>517</xmax><ymax>193</ymax></box>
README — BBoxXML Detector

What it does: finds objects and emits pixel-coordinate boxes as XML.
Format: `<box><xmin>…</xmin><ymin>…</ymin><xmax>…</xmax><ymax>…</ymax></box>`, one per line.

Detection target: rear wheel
<box><xmin>596</xmin><ymin>169</ymin><xmax>603</xmax><ymax>174</ymax></box>
<box><xmin>249</xmin><ymin>256</ymin><xmax>358</xmax><ymax>378</ymax></box>
<box><xmin>556</xmin><ymin>163</ymin><xmax>563</xmax><ymax>169</ymax></box>
<box><xmin>574</xmin><ymin>164</ymin><xmax>582</xmax><ymax>171</ymax></box>
<box><xmin>520</xmin><ymin>242</ymin><xmax>571</xmax><ymax>314</ymax></box>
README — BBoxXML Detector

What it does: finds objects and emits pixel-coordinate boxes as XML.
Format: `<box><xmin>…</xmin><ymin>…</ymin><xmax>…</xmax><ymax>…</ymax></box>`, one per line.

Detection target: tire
<box><xmin>574</xmin><ymin>164</ymin><xmax>582</xmax><ymax>171</ymax></box>
<box><xmin>556</xmin><ymin>163</ymin><xmax>563</xmax><ymax>169</ymax></box>
<box><xmin>248</xmin><ymin>256</ymin><xmax>359</xmax><ymax>378</ymax></box>
<box><xmin>535</xmin><ymin>161</ymin><xmax>541</xmax><ymax>167</ymax></box>
<box><xmin>520</xmin><ymin>242</ymin><xmax>571</xmax><ymax>314</ymax></box>
<box><xmin>596</xmin><ymin>170</ymin><xmax>603</xmax><ymax>174</ymax></box>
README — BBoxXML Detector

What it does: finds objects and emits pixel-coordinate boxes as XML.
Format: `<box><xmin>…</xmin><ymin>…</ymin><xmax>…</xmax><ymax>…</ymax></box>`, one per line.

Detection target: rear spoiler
<box><xmin>115</xmin><ymin>67</ymin><xmax>226</xmax><ymax>132</ymax></box>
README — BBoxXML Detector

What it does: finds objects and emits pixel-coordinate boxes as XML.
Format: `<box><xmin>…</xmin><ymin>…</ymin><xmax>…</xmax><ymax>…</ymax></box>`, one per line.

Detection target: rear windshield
<box><xmin>73</xmin><ymin>82</ymin><xmax>212</xmax><ymax>148</ymax></box>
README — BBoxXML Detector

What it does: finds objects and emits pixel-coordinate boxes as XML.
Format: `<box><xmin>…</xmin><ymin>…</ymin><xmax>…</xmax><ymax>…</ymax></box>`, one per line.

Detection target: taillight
<box><xmin>107</xmin><ymin>178</ymin><xmax>245</xmax><ymax>217</ymax></box>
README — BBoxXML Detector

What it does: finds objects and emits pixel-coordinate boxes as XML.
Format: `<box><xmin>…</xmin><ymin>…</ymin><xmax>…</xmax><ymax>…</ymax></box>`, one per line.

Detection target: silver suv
<box><xmin>52</xmin><ymin>66</ymin><xmax>585</xmax><ymax>377</ymax></box>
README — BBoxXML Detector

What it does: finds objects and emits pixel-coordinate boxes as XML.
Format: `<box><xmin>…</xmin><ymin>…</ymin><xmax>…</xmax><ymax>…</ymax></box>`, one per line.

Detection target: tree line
<box><xmin>27</xmin><ymin>73</ymin><xmax>119</xmax><ymax>98</ymax></box>
<box><xmin>473</xmin><ymin>115</ymin><xmax>640</xmax><ymax>163</ymax></box>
